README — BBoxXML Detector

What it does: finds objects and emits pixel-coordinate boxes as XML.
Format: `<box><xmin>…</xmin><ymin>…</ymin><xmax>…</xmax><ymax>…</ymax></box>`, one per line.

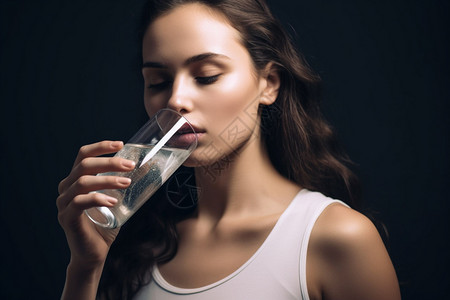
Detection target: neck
<box><xmin>193</xmin><ymin>138</ymin><xmax>300</xmax><ymax>224</ymax></box>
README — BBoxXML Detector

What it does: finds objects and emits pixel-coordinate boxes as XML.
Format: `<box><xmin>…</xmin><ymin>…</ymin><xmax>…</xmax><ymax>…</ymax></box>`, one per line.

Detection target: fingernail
<box><xmin>118</xmin><ymin>177</ymin><xmax>131</xmax><ymax>185</ymax></box>
<box><xmin>122</xmin><ymin>160</ymin><xmax>136</xmax><ymax>168</ymax></box>
<box><xmin>111</xmin><ymin>141</ymin><xmax>123</xmax><ymax>148</ymax></box>
<box><xmin>105</xmin><ymin>195</ymin><xmax>118</xmax><ymax>204</ymax></box>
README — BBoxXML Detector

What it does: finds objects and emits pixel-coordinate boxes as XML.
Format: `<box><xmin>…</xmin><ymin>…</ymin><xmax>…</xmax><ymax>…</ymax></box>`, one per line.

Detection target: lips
<box><xmin>177</xmin><ymin>123</ymin><xmax>195</xmax><ymax>134</ymax></box>
<box><xmin>176</xmin><ymin>122</ymin><xmax>204</xmax><ymax>135</ymax></box>
<box><xmin>168</xmin><ymin>122</ymin><xmax>204</xmax><ymax>148</ymax></box>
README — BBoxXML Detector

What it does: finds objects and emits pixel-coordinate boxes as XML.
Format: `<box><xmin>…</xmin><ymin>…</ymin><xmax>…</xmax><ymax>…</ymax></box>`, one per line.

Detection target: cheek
<box><xmin>203</xmin><ymin>71</ymin><xmax>260</xmax><ymax>124</ymax></box>
<box><xmin>196</xmin><ymin>70</ymin><xmax>262</xmax><ymax>157</ymax></box>
<box><xmin>143</xmin><ymin>92</ymin><xmax>168</xmax><ymax>118</ymax></box>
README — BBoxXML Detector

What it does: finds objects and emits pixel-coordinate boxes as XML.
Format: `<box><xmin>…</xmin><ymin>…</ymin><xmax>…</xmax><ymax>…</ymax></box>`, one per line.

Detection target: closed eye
<box><xmin>147</xmin><ymin>81</ymin><xmax>172</xmax><ymax>91</ymax></box>
<box><xmin>196</xmin><ymin>74</ymin><xmax>221</xmax><ymax>85</ymax></box>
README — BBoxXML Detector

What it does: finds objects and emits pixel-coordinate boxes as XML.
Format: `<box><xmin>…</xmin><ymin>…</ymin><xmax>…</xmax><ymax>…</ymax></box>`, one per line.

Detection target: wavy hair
<box><xmin>98</xmin><ymin>0</ymin><xmax>361</xmax><ymax>298</ymax></box>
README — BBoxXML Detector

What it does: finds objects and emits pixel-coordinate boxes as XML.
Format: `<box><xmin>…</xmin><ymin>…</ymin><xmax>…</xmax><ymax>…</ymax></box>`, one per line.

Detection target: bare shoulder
<box><xmin>307</xmin><ymin>203</ymin><xmax>401</xmax><ymax>300</ymax></box>
<box><xmin>312</xmin><ymin>203</ymin><xmax>381</xmax><ymax>252</ymax></box>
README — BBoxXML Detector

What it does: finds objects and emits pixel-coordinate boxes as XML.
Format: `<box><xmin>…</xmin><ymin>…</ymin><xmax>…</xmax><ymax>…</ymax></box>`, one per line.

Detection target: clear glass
<box><xmin>84</xmin><ymin>109</ymin><xmax>198</xmax><ymax>228</ymax></box>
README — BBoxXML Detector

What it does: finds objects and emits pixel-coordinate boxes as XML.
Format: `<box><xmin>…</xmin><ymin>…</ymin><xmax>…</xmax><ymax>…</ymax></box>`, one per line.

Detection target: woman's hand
<box><xmin>57</xmin><ymin>141</ymin><xmax>136</xmax><ymax>270</ymax></box>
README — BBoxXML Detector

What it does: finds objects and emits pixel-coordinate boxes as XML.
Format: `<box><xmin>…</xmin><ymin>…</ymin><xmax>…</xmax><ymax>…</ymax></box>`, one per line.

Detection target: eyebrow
<box><xmin>142</xmin><ymin>52</ymin><xmax>230</xmax><ymax>69</ymax></box>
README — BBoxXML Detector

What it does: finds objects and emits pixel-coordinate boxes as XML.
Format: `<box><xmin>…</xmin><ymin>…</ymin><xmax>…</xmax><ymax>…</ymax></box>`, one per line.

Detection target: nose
<box><xmin>167</xmin><ymin>76</ymin><xmax>194</xmax><ymax>114</ymax></box>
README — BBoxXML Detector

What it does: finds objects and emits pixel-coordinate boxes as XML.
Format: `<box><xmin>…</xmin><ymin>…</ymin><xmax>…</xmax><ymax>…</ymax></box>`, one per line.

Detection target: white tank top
<box><xmin>134</xmin><ymin>189</ymin><xmax>347</xmax><ymax>300</ymax></box>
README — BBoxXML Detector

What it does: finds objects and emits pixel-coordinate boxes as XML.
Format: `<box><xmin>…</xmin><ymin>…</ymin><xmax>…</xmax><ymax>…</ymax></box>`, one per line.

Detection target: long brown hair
<box><xmin>99</xmin><ymin>0</ymin><xmax>361</xmax><ymax>298</ymax></box>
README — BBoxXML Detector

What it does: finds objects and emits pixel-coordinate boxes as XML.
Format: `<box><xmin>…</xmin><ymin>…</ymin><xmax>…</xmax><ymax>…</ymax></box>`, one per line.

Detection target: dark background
<box><xmin>1</xmin><ymin>0</ymin><xmax>448</xmax><ymax>299</ymax></box>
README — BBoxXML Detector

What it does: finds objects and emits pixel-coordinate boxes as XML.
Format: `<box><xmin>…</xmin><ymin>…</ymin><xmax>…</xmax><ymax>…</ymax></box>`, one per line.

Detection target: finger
<box><xmin>58</xmin><ymin>141</ymin><xmax>124</xmax><ymax>195</ymax></box>
<box><xmin>73</xmin><ymin>140</ymin><xmax>124</xmax><ymax>167</ymax></box>
<box><xmin>57</xmin><ymin>192</ymin><xmax>118</xmax><ymax>227</ymax></box>
<box><xmin>57</xmin><ymin>175</ymin><xmax>131</xmax><ymax>209</ymax></box>
<box><xmin>59</xmin><ymin>154</ymin><xmax>135</xmax><ymax>195</ymax></box>
<box><xmin>75</xmin><ymin>156</ymin><xmax>136</xmax><ymax>176</ymax></box>
<box><xmin>70</xmin><ymin>192</ymin><xmax>118</xmax><ymax>211</ymax></box>
<box><xmin>62</xmin><ymin>156</ymin><xmax>135</xmax><ymax>192</ymax></box>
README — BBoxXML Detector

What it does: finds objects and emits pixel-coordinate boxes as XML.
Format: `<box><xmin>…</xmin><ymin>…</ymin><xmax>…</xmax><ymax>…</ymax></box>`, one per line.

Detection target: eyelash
<box><xmin>147</xmin><ymin>81</ymin><xmax>172</xmax><ymax>91</ymax></box>
<box><xmin>195</xmin><ymin>74</ymin><xmax>221</xmax><ymax>85</ymax></box>
<box><xmin>147</xmin><ymin>74</ymin><xmax>221</xmax><ymax>91</ymax></box>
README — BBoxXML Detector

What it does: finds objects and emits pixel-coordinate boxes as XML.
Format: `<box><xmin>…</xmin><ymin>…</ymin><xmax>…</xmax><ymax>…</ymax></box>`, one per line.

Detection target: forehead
<box><xmin>142</xmin><ymin>3</ymin><xmax>244</xmax><ymax>63</ymax></box>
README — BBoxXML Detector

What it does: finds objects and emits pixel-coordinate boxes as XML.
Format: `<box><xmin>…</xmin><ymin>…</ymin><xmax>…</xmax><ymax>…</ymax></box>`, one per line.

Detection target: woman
<box><xmin>57</xmin><ymin>0</ymin><xmax>401</xmax><ymax>299</ymax></box>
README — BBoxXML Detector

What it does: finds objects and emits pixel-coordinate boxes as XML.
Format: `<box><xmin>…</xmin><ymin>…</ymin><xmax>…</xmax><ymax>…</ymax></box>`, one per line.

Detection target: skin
<box><xmin>141</xmin><ymin>2</ymin><xmax>299</xmax><ymax>286</ymax></box>
<box><xmin>57</xmin><ymin>3</ymin><xmax>401</xmax><ymax>300</ymax></box>
<box><xmin>141</xmin><ymin>4</ymin><xmax>275</xmax><ymax>167</ymax></box>
<box><xmin>57</xmin><ymin>141</ymin><xmax>131</xmax><ymax>299</ymax></box>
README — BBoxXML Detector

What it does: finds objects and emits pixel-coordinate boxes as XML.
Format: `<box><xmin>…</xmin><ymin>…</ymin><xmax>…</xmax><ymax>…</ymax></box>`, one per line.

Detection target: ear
<box><xmin>259</xmin><ymin>62</ymin><xmax>280</xmax><ymax>105</ymax></box>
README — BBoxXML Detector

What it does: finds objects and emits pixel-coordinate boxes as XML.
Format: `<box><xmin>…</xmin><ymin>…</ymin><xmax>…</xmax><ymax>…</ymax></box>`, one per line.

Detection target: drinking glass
<box><xmin>85</xmin><ymin>109</ymin><xmax>198</xmax><ymax>228</ymax></box>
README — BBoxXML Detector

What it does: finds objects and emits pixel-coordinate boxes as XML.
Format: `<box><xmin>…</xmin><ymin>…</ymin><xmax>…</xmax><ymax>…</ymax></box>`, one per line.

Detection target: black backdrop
<box><xmin>1</xmin><ymin>0</ymin><xmax>448</xmax><ymax>299</ymax></box>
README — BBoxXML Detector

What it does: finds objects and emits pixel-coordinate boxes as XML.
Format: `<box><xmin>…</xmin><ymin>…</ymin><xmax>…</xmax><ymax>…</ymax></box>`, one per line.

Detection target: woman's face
<box><xmin>142</xmin><ymin>3</ymin><xmax>268</xmax><ymax>166</ymax></box>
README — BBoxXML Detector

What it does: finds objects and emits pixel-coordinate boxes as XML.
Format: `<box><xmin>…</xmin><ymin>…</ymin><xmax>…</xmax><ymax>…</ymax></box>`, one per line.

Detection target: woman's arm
<box><xmin>61</xmin><ymin>261</ymin><xmax>105</xmax><ymax>300</ymax></box>
<box><xmin>57</xmin><ymin>141</ymin><xmax>134</xmax><ymax>300</ymax></box>
<box><xmin>308</xmin><ymin>204</ymin><xmax>401</xmax><ymax>300</ymax></box>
